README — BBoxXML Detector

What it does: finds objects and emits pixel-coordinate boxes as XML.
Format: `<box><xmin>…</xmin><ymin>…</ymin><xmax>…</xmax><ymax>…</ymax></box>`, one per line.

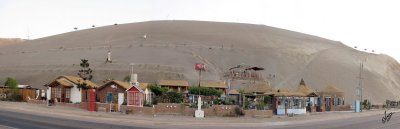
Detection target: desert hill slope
<box><xmin>0</xmin><ymin>20</ymin><xmax>399</xmax><ymax>104</ymax></box>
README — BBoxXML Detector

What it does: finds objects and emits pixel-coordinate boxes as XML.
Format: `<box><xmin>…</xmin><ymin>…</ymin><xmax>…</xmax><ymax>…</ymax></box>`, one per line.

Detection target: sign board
<box><xmin>106</xmin><ymin>92</ymin><xmax>113</xmax><ymax>103</ymax></box>
<box><xmin>195</xmin><ymin>63</ymin><xmax>205</xmax><ymax>71</ymax></box>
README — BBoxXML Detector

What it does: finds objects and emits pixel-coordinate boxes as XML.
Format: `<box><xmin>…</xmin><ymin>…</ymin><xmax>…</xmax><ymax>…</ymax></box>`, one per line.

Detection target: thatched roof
<box><xmin>243</xmin><ymin>83</ymin><xmax>273</xmax><ymax>94</ymax></box>
<box><xmin>200</xmin><ymin>81</ymin><xmax>226</xmax><ymax>89</ymax></box>
<box><xmin>275</xmin><ymin>88</ymin><xmax>306</xmax><ymax>97</ymax></box>
<box><xmin>319</xmin><ymin>85</ymin><xmax>344</xmax><ymax>97</ymax></box>
<box><xmin>158</xmin><ymin>80</ymin><xmax>189</xmax><ymax>87</ymax></box>
<box><xmin>139</xmin><ymin>83</ymin><xmax>150</xmax><ymax>90</ymax></box>
<box><xmin>227</xmin><ymin>89</ymin><xmax>240</xmax><ymax>95</ymax></box>
<box><xmin>98</xmin><ymin>80</ymin><xmax>132</xmax><ymax>90</ymax></box>
<box><xmin>296</xmin><ymin>84</ymin><xmax>318</xmax><ymax>97</ymax></box>
<box><xmin>54</xmin><ymin>78</ymin><xmax>73</xmax><ymax>88</ymax></box>
<box><xmin>49</xmin><ymin>75</ymin><xmax>99</xmax><ymax>88</ymax></box>
<box><xmin>322</xmin><ymin>85</ymin><xmax>342</xmax><ymax>93</ymax></box>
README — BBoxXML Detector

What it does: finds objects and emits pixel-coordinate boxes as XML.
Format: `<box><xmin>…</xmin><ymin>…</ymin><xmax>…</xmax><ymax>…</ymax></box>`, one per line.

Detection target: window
<box><xmin>51</xmin><ymin>87</ymin><xmax>61</xmax><ymax>99</ymax></box>
<box><xmin>65</xmin><ymin>88</ymin><xmax>71</xmax><ymax>99</ymax></box>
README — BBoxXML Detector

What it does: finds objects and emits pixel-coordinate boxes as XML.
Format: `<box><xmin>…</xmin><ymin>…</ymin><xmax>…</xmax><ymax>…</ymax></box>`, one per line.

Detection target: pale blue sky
<box><xmin>1</xmin><ymin>0</ymin><xmax>400</xmax><ymax>61</ymax></box>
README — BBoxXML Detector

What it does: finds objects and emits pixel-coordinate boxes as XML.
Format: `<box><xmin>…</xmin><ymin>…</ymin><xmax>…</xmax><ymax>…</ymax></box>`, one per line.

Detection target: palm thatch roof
<box><xmin>296</xmin><ymin>84</ymin><xmax>318</xmax><ymax>97</ymax></box>
<box><xmin>54</xmin><ymin>78</ymin><xmax>73</xmax><ymax>88</ymax></box>
<box><xmin>158</xmin><ymin>80</ymin><xmax>189</xmax><ymax>87</ymax></box>
<box><xmin>319</xmin><ymin>85</ymin><xmax>344</xmax><ymax>97</ymax></box>
<box><xmin>243</xmin><ymin>83</ymin><xmax>273</xmax><ymax>94</ymax></box>
<box><xmin>139</xmin><ymin>83</ymin><xmax>150</xmax><ymax>90</ymax></box>
<box><xmin>227</xmin><ymin>89</ymin><xmax>240</xmax><ymax>95</ymax></box>
<box><xmin>200</xmin><ymin>81</ymin><xmax>226</xmax><ymax>89</ymax></box>
<box><xmin>275</xmin><ymin>88</ymin><xmax>306</xmax><ymax>97</ymax></box>
<box><xmin>98</xmin><ymin>80</ymin><xmax>132</xmax><ymax>90</ymax></box>
<box><xmin>48</xmin><ymin>75</ymin><xmax>99</xmax><ymax>88</ymax></box>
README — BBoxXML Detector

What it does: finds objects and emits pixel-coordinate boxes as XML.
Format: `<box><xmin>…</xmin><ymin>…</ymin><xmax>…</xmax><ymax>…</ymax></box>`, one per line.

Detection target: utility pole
<box><xmin>358</xmin><ymin>62</ymin><xmax>364</xmax><ymax>112</ymax></box>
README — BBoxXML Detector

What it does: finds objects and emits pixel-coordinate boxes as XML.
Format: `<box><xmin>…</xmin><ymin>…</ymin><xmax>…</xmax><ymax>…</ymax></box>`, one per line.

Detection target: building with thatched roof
<box><xmin>97</xmin><ymin>80</ymin><xmax>132</xmax><ymax>104</ymax></box>
<box><xmin>295</xmin><ymin>79</ymin><xmax>319</xmax><ymax>112</ymax></box>
<box><xmin>316</xmin><ymin>85</ymin><xmax>345</xmax><ymax>112</ymax></box>
<box><xmin>243</xmin><ymin>83</ymin><xmax>274</xmax><ymax>95</ymax></box>
<box><xmin>46</xmin><ymin>75</ymin><xmax>98</xmax><ymax>103</ymax></box>
<box><xmin>273</xmin><ymin>88</ymin><xmax>307</xmax><ymax>115</ymax></box>
<box><xmin>158</xmin><ymin>80</ymin><xmax>189</xmax><ymax>92</ymax></box>
<box><xmin>200</xmin><ymin>81</ymin><xmax>227</xmax><ymax>91</ymax></box>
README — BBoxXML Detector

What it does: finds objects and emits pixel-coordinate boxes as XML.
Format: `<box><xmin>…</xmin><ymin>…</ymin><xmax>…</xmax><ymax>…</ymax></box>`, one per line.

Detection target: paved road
<box><xmin>272</xmin><ymin>112</ymin><xmax>400</xmax><ymax>129</ymax></box>
<box><xmin>0</xmin><ymin>110</ymin><xmax>149</xmax><ymax>129</ymax></box>
<box><xmin>1</xmin><ymin>107</ymin><xmax>400</xmax><ymax>129</ymax></box>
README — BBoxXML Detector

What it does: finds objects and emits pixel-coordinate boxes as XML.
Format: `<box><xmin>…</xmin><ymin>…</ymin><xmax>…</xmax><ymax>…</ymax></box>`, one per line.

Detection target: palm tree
<box><xmin>238</xmin><ymin>89</ymin><xmax>245</xmax><ymax>108</ymax></box>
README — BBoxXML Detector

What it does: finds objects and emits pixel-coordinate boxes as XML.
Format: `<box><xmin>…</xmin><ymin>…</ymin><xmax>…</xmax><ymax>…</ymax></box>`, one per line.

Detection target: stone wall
<box><xmin>154</xmin><ymin>103</ymin><xmax>185</xmax><ymax>115</ymax></box>
<box><xmin>244</xmin><ymin>110</ymin><xmax>273</xmax><ymax>118</ymax></box>
<box><xmin>97</xmin><ymin>103</ymin><xmax>119</xmax><ymax>112</ymax></box>
<box><xmin>27</xmin><ymin>100</ymin><xmax>273</xmax><ymax>118</ymax></box>
<box><xmin>124</xmin><ymin>105</ymin><xmax>154</xmax><ymax>115</ymax></box>
<box><xmin>204</xmin><ymin>105</ymin><xmax>238</xmax><ymax>117</ymax></box>
<box><xmin>333</xmin><ymin>105</ymin><xmax>351</xmax><ymax>111</ymax></box>
<box><xmin>27</xmin><ymin>99</ymin><xmax>47</xmax><ymax>105</ymax></box>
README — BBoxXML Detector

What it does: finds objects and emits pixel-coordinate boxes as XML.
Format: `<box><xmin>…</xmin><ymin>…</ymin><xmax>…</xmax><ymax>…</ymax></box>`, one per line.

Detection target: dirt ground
<box><xmin>0</xmin><ymin>101</ymin><xmax>397</xmax><ymax>129</ymax></box>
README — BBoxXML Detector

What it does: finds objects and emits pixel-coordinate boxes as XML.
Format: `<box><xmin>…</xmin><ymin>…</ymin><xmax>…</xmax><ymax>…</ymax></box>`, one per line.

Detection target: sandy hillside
<box><xmin>0</xmin><ymin>38</ymin><xmax>24</xmax><ymax>46</ymax></box>
<box><xmin>0</xmin><ymin>20</ymin><xmax>399</xmax><ymax>104</ymax></box>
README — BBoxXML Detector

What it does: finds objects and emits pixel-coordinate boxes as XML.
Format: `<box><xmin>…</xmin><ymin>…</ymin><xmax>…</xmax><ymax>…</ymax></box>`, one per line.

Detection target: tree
<box><xmin>188</xmin><ymin>86</ymin><xmax>223</xmax><ymax>96</ymax></box>
<box><xmin>5</xmin><ymin>77</ymin><xmax>18</xmax><ymax>88</ymax></box>
<box><xmin>300</xmin><ymin>78</ymin><xmax>306</xmax><ymax>85</ymax></box>
<box><xmin>123</xmin><ymin>75</ymin><xmax>130</xmax><ymax>82</ymax></box>
<box><xmin>149</xmin><ymin>84</ymin><xmax>167</xmax><ymax>96</ymax></box>
<box><xmin>166</xmin><ymin>91</ymin><xmax>183</xmax><ymax>103</ymax></box>
<box><xmin>78</xmin><ymin>59</ymin><xmax>93</xmax><ymax>81</ymax></box>
<box><xmin>77</xmin><ymin>59</ymin><xmax>93</xmax><ymax>90</ymax></box>
<box><xmin>238</xmin><ymin>89</ymin><xmax>245</xmax><ymax>108</ymax></box>
<box><xmin>4</xmin><ymin>77</ymin><xmax>20</xmax><ymax>101</ymax></box>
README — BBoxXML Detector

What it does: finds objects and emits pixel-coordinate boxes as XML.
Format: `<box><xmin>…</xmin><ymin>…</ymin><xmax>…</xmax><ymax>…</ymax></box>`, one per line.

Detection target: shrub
<box><xmin>166</xmin><ymin>91</ymin><xmax>184</xmax><ymax>103</ymax></box>
<box><xmin>189</xmin><ymin>87</ymin><xmax>223</xmax><ymax>96</ymax></box>
<box><xmin>149</xmin><ymin>84</ymin><xmax>167</xmax><ymax>96</ymax></box>
<box><xmin>234</xmin><ymin>107</ymin><xmax>245</xmax><ymax>116</ymax></box>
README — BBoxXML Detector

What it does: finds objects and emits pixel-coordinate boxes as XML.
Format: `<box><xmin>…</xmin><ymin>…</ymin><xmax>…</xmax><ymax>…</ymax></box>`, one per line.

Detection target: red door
<box><xmin>87</xmin><ymin>89</ymin><xmax>96</xmax><ymax>111</ymax></box>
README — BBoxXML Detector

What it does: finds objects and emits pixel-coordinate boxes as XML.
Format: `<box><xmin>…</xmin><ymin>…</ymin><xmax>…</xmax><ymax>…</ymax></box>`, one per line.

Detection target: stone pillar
<box><xmin>195</xmin><ymin>96</ymin><xmax>204</xmax><ymax>118</ymax></box>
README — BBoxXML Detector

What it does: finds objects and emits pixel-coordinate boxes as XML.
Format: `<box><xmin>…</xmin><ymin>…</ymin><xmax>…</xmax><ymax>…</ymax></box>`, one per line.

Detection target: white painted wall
<box><xmin>46</xmin><ymin>87</ymin><xmax>51</xmax><ymax>100</ymax></box>
<box><xmin>277</xmin><ymin>108</ymin><xmax>307</xmax><ymax>115</ymax></box>
<box><xmin>277</xmin><ymin>109</ymin><xmax>286</xmax><ymax>115</ymax></box>
<box><xmin>70</xmin><ymin>84</ymin><xmax>81</xmax><ymax>103</ymax></box>
<box><xmin>287</xmin><ymin>108</ymin><xmax>306</xmax><ymax>114</ymax></box>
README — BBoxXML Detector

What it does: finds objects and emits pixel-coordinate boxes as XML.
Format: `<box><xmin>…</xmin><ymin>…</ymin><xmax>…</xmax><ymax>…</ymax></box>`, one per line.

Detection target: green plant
<box><xmin>166</xmin><ymin>91</ymin><xmax>184</xmax><ymax>103</ymax></box>
<box><xmin>363</xmin><ymin>99</ymin><xmax>371</xmax><ymax>110</ymax></box>
<box><xmin>123</xmin><ymin>75</ymin><xmax>131</xmax><ymax>82</ymax></box>
<box><xmin>188</xmin><ymin>86</ymin><xmax>223</xmax><ymax>96</ymax></box>
<box><xmin>234</xmin><ymin>107</ymin><xmax>245</xmax><ymax>116</ymax></box>
<box><xmin>77</xmin><ymin>59</ymin><xmax>93</xmax><ymax>81</ymax></box>
<box><xmin>213</xmin><ymin>99</ymin><xmax>221</xmax><ymax>105</ymax></box>
<box><xmin>149</xmin><ymin>84</ymin><xmax>167</xmax><ymax>96</ymax></box>
<box><xmin>5</xmin><ymin>77</ymin><xmax>20</xmax><ymax>101</ymax></box>
<box><xmin>264</xmin><ymin>96</ymin><xmax>272</xmax><ymax>105</ymax></box>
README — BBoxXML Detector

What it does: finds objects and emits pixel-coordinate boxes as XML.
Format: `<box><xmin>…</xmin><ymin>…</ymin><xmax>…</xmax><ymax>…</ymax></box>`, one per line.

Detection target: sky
<box><xmin>1</xmin><ymin>0</ymin><xmax>400</xmax><ymax>61</ymax></box>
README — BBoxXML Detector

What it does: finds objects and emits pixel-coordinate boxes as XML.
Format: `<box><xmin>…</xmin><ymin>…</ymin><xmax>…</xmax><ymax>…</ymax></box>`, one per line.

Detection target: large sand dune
<box><xmin>0</xmin><ymin>20</ymin><xmax>399</xmax><ymax>104</ymax></box>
